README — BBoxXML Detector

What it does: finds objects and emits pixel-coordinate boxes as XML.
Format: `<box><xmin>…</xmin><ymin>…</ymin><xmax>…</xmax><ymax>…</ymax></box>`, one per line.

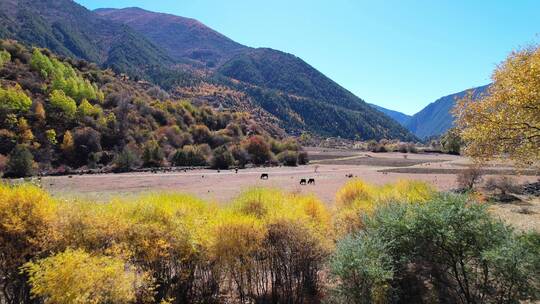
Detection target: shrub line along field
<box><xmin>40</xmin><ymin>149</ymin><xmax>540</xmax><ymax>204</ymax></box>
<box><xmin>2</xmin><ymin>179</ymin><xmax>538</xmax><ymax>304</ymax></box>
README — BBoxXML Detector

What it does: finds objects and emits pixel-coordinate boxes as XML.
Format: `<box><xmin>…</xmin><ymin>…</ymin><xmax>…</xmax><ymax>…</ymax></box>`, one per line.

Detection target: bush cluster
<box><xmin>1</xmin><ymin>180</ymin><xmax>538</xmax><ymax>304</ymax></box>
<box><xmin>0</xmin><ymin>41</ymin><xmax>307</xmax><ymax>177</ymax></box>
<box><xmin>0</xmin><ymin>185</ymin><xmax>332</xmax><ymax>304</ymax></box>
<box><xmin>363</xmin><ymin>139</ymin><xmax>418</xmax><ymax>153</ymax></box>
<box><xmin>334</xmin><ymin>179</ymin><xmax>435</xmax><ymax>236</ymax></box>
<box><xmin>330</xmin><ymin>194</ymin><xmax>540</xmax><ymax>304</ymax></box>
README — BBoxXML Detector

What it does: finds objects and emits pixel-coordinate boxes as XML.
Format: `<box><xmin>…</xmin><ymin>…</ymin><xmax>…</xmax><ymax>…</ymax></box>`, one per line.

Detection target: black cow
<box><xmin>260</xmin><ymin>173</ymin><xmax>269</xmax><ymax>180</ymax></box>
<box><xmin>308</xmin><ymin>178</ymin><xmax>315</xmax><ymax>185</ymax></box>
<box><xmin>300</xmin><ymin>179</ymin><xmax>307</xmax><ymax>185</ymax></box>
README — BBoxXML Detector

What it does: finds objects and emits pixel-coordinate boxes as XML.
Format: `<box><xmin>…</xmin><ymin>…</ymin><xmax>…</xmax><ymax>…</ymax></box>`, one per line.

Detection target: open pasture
<box><xmin>42</xmin><ymin>148</ymin><xmax>539</xmax><ymax>205</ymax></box>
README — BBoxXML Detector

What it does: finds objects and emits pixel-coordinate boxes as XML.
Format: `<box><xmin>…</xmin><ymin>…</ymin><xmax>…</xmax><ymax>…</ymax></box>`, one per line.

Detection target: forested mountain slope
<box><xmin>215</xmin><ymin>48</ymin><xmax>416</xmax><ymax>140</ymax></box>
<box><xmin>406</xmin><ymin>85</ymin><xmax>489</xmax><ymax>139</ymax></box>
<box><xmin>368</xmin><ymin>103</ymin><xmax>411</xmax><ymax>126</ymax></box>
<box><xmin>0</xmin><ymin>0</ymin><xmax>174</xmax><ymax>78</ymax></box>
<box><xmin>95</xmin><ymin>7</ymin><xmax>248</xmax><ymax>68</ymax></box>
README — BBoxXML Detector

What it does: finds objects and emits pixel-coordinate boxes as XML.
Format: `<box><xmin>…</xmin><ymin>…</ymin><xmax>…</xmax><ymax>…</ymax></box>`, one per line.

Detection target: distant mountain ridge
<box><xmin>94</xmin><ymin>6</ymin><xmax>416</xmax><ymax>141</ymax></box>
<box><xmin>405</xmin><ymin>85</ymin><xmax>489</xmax><ymax>139</ymax></box>
<box><xmin>215</xmin><ymin>48</ymin><xmax>415</xmax><ymax>139</ymax></box>
<box><xmin>95</xmin><ymin>7</ymin><xmax>248</xmax><ymax>68</ymax></box>
<box><xmin>369</xmin><ymin>85</ymin><xmax>489</xmax><ymax>139</ymax></box>
<box><xmin>369</xmin><ymin>103</ymin><xmax>411</xmax><ymax>126</ymax></box>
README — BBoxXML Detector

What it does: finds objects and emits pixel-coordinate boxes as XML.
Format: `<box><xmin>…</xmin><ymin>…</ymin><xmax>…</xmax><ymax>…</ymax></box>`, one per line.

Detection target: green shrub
<box><xmin>277</xmin><ymin>150</ymin><xmax>298</xmax><ymax>166</ymax></box>
<box><xmin>230</xmin><ymin>145</ymin><xmax>250</xmax><ymax>168</ymax></box>
<box><xmin>0</xmin><ymin>49</ymin><xmax>10</xmax><ymax>67</ymax></box>
<box><xmin>331</xmin><ymin>194</ymin><xmax>540</xmax><ymax>304</ymax></box>
<box><xmin>441</xmin><ymin>127</ymin><xmax>463</xmax><ymax>155</ymax></box>
<box><xmin>171</xmin><ymin>145</ymin><xmax>207</xmax><ymax>167</ymax></box>
<box><xmin>31</xmin><ymin>49</ymin><xmax>102</xmax><ymax>103</ymax></box>
<box><xmin>210</xmin><ymin>146</ymin><xmax>235</xmax><ymax>169</ymax></box>
<box><xmin>113</xmin><ymin>147</ymin><xmax>140</xmax><ymax>172</ymax></box>
<box><xmin>331</xmin><ymin>234</ymin><xmax>394</xmax><ymax>304</ymax></box>
<box><xmin>4</xmin><ymin>144</ymin><xmax>34</xmax><ymax>178</ymax></box>
<box><xmin>142</xmin><ymin>140</ymin><xmax>163</xmax><ymax>167</ymax></box>
<box><xmin>298</xmin><ymin>151</ymin><xmax>309</xmax><ymax>165</ymax></box>
<box><xmin>49</xmin><ymin>90</ymin><xmax>76</xmax><ymax>119</ymax></box>
<box><xmin>0</xmin><ymin>84</ymin><xmax>32</xmax><ymax>115</ymax></box>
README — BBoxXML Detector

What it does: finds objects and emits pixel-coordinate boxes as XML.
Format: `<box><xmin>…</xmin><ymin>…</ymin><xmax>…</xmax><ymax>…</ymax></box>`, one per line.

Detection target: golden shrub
<box><xmin>23</xmin><ymin>249</ymin><xmax>152</xmax><ymax>304</ymax></box>
<box><xmin>0</xmin><ymin>184</ymin><xmax>59</xmax><ymax>303</ymax></box>
<box><xmin>335</xmin><ymin>179</ymin><xmax>376</xmax><ymax>208</ymax></box>
<box><xmin>334</xmin><ymin>179</ymin><xmax>435</xmax><ymax>236</ymax></box>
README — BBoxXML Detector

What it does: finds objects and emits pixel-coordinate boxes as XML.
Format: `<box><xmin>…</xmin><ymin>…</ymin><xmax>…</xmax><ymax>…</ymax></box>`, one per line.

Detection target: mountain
<box><xmin>368</xmin><ymin>103</ymin><xmax>411</xmax><ymax>126</ymax></box>
<box><xmin>405</xmin><ymin>85</ymin><xmax>489</xmax><ymax>139</ymax></box>
<box><xmin>214</xmin><ymin>48</ymin><xmax>415</xmax><ymax>140</ymax></box>
<box><xmin>0</xmin><ymin>1</ymin><xmax>417</xmax><ymax>141</ymax></box>
<box><xmin>0</xmin><ymin>0</ymin><xmax>172</xmax><ymax>78</ymax></box>
<box><xmin>95</xmin><ymin>7</ymin><xmax>248</xmax><ymax>69</ymax></box>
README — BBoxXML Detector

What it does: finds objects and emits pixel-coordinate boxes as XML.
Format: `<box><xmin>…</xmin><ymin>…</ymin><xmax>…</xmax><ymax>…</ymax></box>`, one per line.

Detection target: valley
<box><xmin>42</xmin><ymin>149</ymin><xmax>538</xmax><ymax>204</ymax></box>
<box><xmin>0</xmin><ymin>1</ymin><xmax>538</xmax><ymax>304</ymax></box>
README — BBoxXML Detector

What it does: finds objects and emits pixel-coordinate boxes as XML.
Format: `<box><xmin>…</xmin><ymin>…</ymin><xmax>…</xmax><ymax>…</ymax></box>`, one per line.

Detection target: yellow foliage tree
<box><xmin>0</xmin><ymin>184</ymin><xmax>58</xmax><ymax>303</ymax></box>
<box><xmin>60</xmin><ymin>130</ymin><xmax>74</xmax><ymax>154</ymax></box>
<box><xmin>454</xmin><ymin>44</ymin><xmax>540</xmax><ymax>166</ymax></box>
<box><xmin>34</xmin><ymin>102</ymin><xmax>46</xmax><ymax>122</ymax></box>
<box><xmin>62</xmin><ymin>193</ymin><xmax>218</xmax><ymax>303</ymax></box>
<box><xmin>23</xmin><ymin>249</ymin><xmax>152</xmax><ymax>304</ymax></box>
<box><xmin>17</xmin><ymin>117</ymin><xmax>34</xmax><ymax>144</ymax></box>
<box><xmin>222</xmin><ymin>188</ymin><xmax>333</xmax><ymax>302</ymax></box>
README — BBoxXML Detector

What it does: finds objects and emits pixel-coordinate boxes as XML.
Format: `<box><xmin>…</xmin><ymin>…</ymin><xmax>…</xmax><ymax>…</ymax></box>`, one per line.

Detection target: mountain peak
<box><xmin>95</xmin><ymin>7</ymin><xmax>247</xmax><ymax>68</ymax></box>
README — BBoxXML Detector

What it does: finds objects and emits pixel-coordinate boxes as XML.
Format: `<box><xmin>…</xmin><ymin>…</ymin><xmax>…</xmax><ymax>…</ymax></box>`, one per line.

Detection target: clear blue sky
<box><xmin>77</xmin><ymin>0</ymin><xmax>539</xmax><ymax>115</ymax></box>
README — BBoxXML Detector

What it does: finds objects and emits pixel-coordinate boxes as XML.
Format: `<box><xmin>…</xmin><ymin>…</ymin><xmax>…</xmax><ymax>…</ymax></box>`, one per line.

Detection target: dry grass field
<box><xmin>38</xmin><ymin>148</ymin><xmax>539</xmax><ymax>230</ymax></box>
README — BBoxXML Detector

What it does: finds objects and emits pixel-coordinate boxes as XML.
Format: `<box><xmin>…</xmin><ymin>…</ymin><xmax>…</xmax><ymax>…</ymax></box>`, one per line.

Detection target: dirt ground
<box><xmin>488</xmin><ymin>197</ymin><xmax>540</xmax><ymax>232</ymax></box>
<box><xmin>41</xmin><ymin>148</ymin><xmax>538</xmax><ymax>203</ymax></box>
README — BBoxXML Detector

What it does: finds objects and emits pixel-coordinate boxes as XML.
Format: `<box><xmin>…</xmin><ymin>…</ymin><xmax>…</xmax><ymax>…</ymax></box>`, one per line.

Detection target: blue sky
<box><xmin>78</xmin><ymin>0</ymin><xmax>539</xmax><ymax>115</ymax></box>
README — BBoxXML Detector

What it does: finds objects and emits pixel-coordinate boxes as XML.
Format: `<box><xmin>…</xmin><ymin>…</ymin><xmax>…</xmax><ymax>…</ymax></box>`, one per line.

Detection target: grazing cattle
<box><xmin>260</xmin><ymin>173</ymin><xmax>269</xmax><ymax>180</ymax></box>
<box><xmin>300</xmin><ymin>179</ymin><xmax>307</xmax><ymax>185</ymax></box>
<box><xmin>346</xmin><ymin>173</ymin><xmax>353</xmax><ymax>178</ymax></box>
<box><xmin>235</xmin><ymin>168</ymin><xmax>239</xmax><ymax>174</ymax></box>
<box><xmin>308</xmin><ymin>178</ymin><xmax>315</xmax><ymax>185</ymax></box>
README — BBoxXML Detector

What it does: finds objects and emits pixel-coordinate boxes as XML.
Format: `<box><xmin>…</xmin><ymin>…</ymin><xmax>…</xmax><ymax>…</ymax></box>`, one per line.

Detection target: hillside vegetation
<box><xmin>0</xmin><ymin>1</ymin><xmax>417</xmax><ymax>141</ymax></box>
<box><xmin>0</xmin><ymin>181</ymin><xmax>537</xmax><ymax>303</ymax></box>
<box><xmin>0</xmin><ymin>40</ymin><xmax>305</xmax><ymax>177</ymax></box>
